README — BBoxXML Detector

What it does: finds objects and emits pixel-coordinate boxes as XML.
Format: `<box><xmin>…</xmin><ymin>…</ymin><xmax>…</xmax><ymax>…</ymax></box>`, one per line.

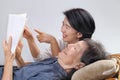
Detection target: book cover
<box><xmin>6</xmin><ymin>13</ymin><xmax>27</xmax><ymax>53</ymax></box>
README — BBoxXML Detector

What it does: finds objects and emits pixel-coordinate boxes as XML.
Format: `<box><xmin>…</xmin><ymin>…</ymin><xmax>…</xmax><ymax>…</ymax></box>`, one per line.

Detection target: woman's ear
<box><xmin>74</xmin><ymin>62</ymin><xmax>85</xmax><ymax>70</ymax></box>
<box><xmin>77</xmin><ymin>32</ymin><xmax>82</xmax><ymax>39</ymax></box>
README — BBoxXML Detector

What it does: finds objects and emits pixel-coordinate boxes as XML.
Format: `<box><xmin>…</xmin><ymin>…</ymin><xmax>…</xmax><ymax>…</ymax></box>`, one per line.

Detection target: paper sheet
<box><xmin>6</xmin><ymin>13</ymin><xmax>27</xmax><ymax>53</ymax></box>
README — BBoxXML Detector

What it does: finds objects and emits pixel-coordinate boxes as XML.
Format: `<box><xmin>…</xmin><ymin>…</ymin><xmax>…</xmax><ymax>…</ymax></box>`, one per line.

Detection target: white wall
<box><xmin>0</xmin><ymin>0</ymin><xmax>120</xmax><ymax>65</ymax></box>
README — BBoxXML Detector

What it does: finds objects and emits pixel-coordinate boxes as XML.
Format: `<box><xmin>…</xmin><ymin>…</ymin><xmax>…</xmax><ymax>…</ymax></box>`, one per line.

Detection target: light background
<box><xmin>0</xmin><ymin>0</ymin><xmax>120</xmax><ymax>65</ymax></box>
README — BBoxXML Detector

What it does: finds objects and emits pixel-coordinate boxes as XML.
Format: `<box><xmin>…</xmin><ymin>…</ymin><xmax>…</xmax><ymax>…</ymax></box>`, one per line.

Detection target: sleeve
<box><xmin>33</xmin><ymin>47</ymin><xmax>52</xmax><ymax>61</ymax></box>
<box><xmin>57</xmin><ymin>39</ymin><xmax>67</xmax><ymax>51</ymax></box>
<box><xmin>0</xmin><ymin>67</ymin><xmax>3</xmax><ymax>79</ymax></box>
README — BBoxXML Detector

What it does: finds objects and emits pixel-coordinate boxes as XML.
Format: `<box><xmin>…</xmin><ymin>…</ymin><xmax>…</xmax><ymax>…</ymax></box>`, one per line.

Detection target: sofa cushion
<box><xmin>71</xmin><ymin>59</ymin><xmax>117</xmax><ymax>80</ymax></box>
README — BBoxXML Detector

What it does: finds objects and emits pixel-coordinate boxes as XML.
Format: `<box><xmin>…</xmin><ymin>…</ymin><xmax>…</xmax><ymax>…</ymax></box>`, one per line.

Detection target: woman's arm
<box><xmin>49</xmin><ymin>37</ymin><xmax>60</xmax><ymax>57</ymax></box>
<box><xmin>23</xmin><ymin>26</ymin><xmax>40</xmax><ymax>58</ymax></box>
<box><xmin>2</xmin><ymin>37</ymin><xmax>14</xmax><ymax>80</ymax></box>
<box><xmin>34</xmin><ymin>29</ymin><xmax>60</xmax><ymax>57</ymax></box>
<box><xmin>24</xmin><ymin>26</ymin><xmax>60</xmax><ymax>60</ymax></box>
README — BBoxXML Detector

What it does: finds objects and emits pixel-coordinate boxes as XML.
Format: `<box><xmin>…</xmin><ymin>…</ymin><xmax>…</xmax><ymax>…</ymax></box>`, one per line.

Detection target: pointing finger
<box><xmin>34</xmin><ymin>29</ymin><xmax>42</xmax><ymax>34</ymax></box>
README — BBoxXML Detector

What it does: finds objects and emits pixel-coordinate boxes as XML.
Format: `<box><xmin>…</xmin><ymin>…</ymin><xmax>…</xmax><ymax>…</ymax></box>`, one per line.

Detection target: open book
<box><xmin>6</xmin><ymin>13</ymin><xmax>27</xmax><ymax>53</ymax></box>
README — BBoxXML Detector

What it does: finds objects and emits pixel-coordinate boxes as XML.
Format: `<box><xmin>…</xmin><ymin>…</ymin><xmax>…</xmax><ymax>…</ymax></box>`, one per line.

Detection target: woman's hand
<box><xmin>23</xmin><ymin>26</ymin><xmax>34</xmax><ymax>41</ymax></box>
<box><xmin>34</xmin><ymin>29</ymin><xmax>55</xmax><ymax>43</ymax></box>
<box><xmin>23</xmin><ymin>26</ymin><xmax>40</xmax><ymax>58</ymax></box>
<box><xmin>34</xmin><ymin>29</ymin><xmax>60</xmax><ymax>56</ymax></box>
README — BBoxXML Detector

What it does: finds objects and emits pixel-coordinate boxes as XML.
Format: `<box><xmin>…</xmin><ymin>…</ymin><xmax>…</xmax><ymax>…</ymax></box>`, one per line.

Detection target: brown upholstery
<box><xmin>106</xmin><ymin>54</ymin><xmax>120</xmax><ymax>80</ymax></box>
<box><xmin>71</xmin><ymin>53</ymin><xmax>120</xmax><ymax>80</ymax></box>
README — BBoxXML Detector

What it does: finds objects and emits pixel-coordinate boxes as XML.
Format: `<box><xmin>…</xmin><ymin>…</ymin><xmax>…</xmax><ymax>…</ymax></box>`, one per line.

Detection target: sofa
<box><xmin>71</xmin><ymin>53</ymin><xmax>120</xmax><ymax>80</ymax></box>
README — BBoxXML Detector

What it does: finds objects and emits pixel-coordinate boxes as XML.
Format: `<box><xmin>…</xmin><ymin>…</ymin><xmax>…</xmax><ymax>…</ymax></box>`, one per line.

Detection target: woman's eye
<box><xmin>74</xmin><ymin>47</ymin><xmax>76</xmax><ymax>50</ymax></box>
<box><xmin>65</xmin><ymin>25</ymin><xmax>70</xmax><ymax>29</ymax></box>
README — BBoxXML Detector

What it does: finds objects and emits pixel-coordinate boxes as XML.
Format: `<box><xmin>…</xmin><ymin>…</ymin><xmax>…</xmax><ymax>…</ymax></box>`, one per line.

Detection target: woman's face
<box><xmin>61</xmin><ymin>17</ymin><xmax>82</xmax><ymax>44</ymax></box>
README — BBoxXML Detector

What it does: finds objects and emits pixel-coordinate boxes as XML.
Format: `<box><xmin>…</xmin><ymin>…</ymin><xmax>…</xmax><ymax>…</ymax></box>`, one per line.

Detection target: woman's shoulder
<box><xmin>57</xmin><ymin>39</ymin><xmax>67</xmax><ymax>50</ymax></box>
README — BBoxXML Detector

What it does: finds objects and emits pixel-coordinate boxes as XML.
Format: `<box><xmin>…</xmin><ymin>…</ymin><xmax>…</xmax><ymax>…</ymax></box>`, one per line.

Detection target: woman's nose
<box><xmin>61</xmin><ymin>26</ymin><xmax>66</xmax><ymax>33</ymax></box>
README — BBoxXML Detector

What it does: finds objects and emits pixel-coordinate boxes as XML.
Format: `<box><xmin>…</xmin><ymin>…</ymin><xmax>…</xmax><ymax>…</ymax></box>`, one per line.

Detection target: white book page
<box><xmin>6</xmin><ymin>13</ymin><xmax>27</xmax><ymax>53</ymax></box>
